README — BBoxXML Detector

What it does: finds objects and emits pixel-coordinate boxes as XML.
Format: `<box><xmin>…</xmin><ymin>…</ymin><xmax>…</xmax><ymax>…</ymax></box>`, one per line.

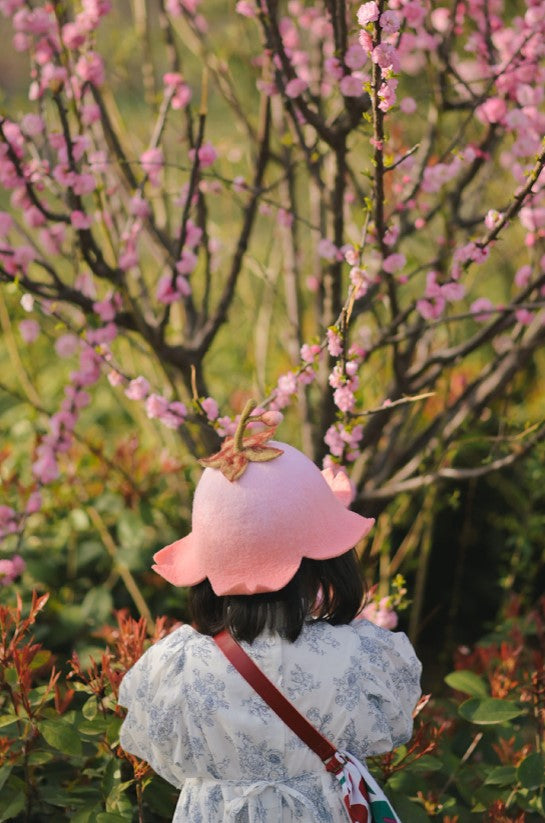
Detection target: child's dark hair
<box><xmin>189</xmin><ymin>549</ymin><xmax>365</xmax><ymax>643</ymax></box>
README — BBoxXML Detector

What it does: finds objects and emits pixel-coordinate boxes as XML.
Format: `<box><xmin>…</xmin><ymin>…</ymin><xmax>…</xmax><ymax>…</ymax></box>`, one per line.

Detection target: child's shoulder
<box><xmin>299</xmin><ymin>618</ymin><xmax>420</xmax><ymax>672</ymax></box>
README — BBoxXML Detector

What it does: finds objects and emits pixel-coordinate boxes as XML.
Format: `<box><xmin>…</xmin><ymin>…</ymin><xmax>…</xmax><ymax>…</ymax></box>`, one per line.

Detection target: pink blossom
<box><xmin>470</xmin><ymin>297</ymin><xmax>494</xmax><ymax>322</ymax></box>
<box><xmin>0</xmin><ymin>506</ymin><xmax>17</xmax><ymax>535</ymax></box>
<box><xmin>32</xmin><ymin>447</ymin><xmax>58</xmax><ymax>483</ymax></box>
<box><xmin>383</xmin><ymin>252</ymin><xmax>406</xmax><ymax>273</ymax></box>
<box><xmin>20</xmin><ymin>293</ymin><xmax>34</xmax><ymax>311</ymax></box>
<box><xmin>519</xmin><ymin>207</ymin><xmax>545</xmax><ymax>232</ymax></box>
<box><xmin>340</xmin><ymin>74</ymin><xmax>363</xmax><ymax>97</ymax></box>
<box><xmin>26</xmin><ymin>491</ymin><xmax>42</xmax><ymax>514</ymax></box>
<box><xmin>163</xmin><ymin>72</ymin><xmax>192</xmax><ymax>109</ymax></box>
<box><xmin>384</xmin><ymin>223</ymin><xmax>400</xmax><ymax>246</ymax></box>
<box><xmin>0</xmin><ymin>555</ymin><xmax>25</xmax><ymax>585</ymax></box>
<box><xmin>0</xmin><ymin>212</ymin><xmax>13</xmax><ymax>236</ymax></box>
<box><xmin>87</xmin><ymin>322</ymin><xmax>117</xmax><ymax>345</ymax></box>
<box><xmin>277</xmin><ymin>371</ymin><xmax>297</xmax><ymax>395</ymax></box>
<box><xmin>125</xmin><ymin>376</ymin><xmax>150</xmax><ymax>400</ymax></box>
<box><xmin>185</xmin><ymin>220</ymin><xmax>203</xmax><ymax>248</ymax></box>
<box><xmin>71</xmin><ymin>210</ymin><xmax>93</xmax><ymax>229</ymax></box>
<box><xmin>20</xmin><ymin>113</ymin><xmax>44</xmax><ymax>136</ymax></box>
<box><xmin>400</xmin><ymin>96</ymin><xmax>417</xmax><ymax>114</ymax></box>
<box><xmin>75</xmin><ymin>51</ymin><xmax>105</xmax><ymax>86</ymax></box>
<box><xmin>516</xmin><ymin>308</ymin><xmax>533</xmax><ymax>325</ymax></box>
<box><xmin>176</xmin><ymin>249</ymin><xmax>198</xmax><ymax>275</ymax></box>
<box><xmin>93</xmin><ymin>298</ymin><xmax>116</xmax><ymax>322</ymax></box>
<box><xmin>199</xmin><ymin>396</ymin><xmax>218</xmax><ymax>421</ymax></box>
<box><xmin>75</xmin><ymin>271</ymin><xmax>96</xmax><ymax>299</ymax></box>
<box><xmin>476</xmin><ymin>97</ymin><xmax>507</xmax><ymax>125</ymax></box>
<box><xmin>107</xmin><ymin>370</ymin><xmax>123</xmax><ymax>387</ymax></box>
<box><xmin>55</xmin><ymin>333</ymin><xmax>79</xmax><ymax>358</ymax></box>
<box><xmin>403</xmin><ymin>1</ymin><xmax>426</xmax><ymax>28</ymax></box>
<box><xmin>81</xmin><ymin>103</ymin><xmax>101</xmax><ymax>125</ymax></box>
<box><xmin>300</xmin><ymin>343</ymin><xmax>322</xmax><ymax>362</ymax></box>
<box><xmin>416</xmin><ymin>297</ymin><xmax>445</xmax><ymax>320</ymax></box>
<box><xmin>215</xmin><ymin>416</ymin><xmax>236</xmax><ymax>436</ymax></box>
<box><xmin>380</xmin><ymin>10</ymin><xmax>400</xmax><ymax>33</ymax></box>
<box><xmin>145</xmin><ymin>393</ymin><xmax>169</xmax><ymax>419</ymax></box>
<box><xmin>19</xmin><ymin>318</ymin><xmax>40</xmax><ymax>342</ymax></box>
<box><xmin>430</xmin><ymin>7</ymin><xmax>450</xmax><ymax>32</ymax></box>
<box><xmin>261</xmin><ymin>410</ymin><xmax>283</xmax><ymax>427</ymax></box>
<box><xmin>235</xmin><ymin>1</ymin><xmax>256</xmax><ymax>16</ymax></box>
<box><xmin>514</xmin><ymin>265</ymin><xmax>532</xmax><ymax>288</ymax></box>
<box><xmin>326</xmin><ymin>328</ymin><xmax>343</xmax><ymax>357</ymax></box>
<box><xmin>360</xmin><ymin>601</ymin><xmax>398</xmax><ymax>629</ymax></box>
<box><xmin>358</xmin><ymin>29</ymin><xmax>373</xmax><ymax>53</ymax></box>
<box><xmin>277</xmin><ymin>208</ymin><xmax>293</xmax><ymax>228</ymax></box>
<box><xmin>62</xmin><ymin>21</ymin><xmax>86</xmax><ymax>49</ymax></box>
<box><xmin>129</xmin><ymin>194</ymin><xmax>151</xmax><ymax>218</ymax></box>
<box><xmin>318</xmin><ymin>237</ymin><xmax>341</xmax><ymax>261</ymax></box>
<box><xmin>140</xmin><ymin>147</ymin><xmax>164</xmax><ymax>186</ymax></box>
<box><xmin>378</xmin><ymin>77</ymin><xmax>398</xmax><ymax>111</ymax></box>
<box><xmin>484</xmin><ymin>209</ymin><xmax>502</xmax><ymax>230</ymax></box>
<box><xmin>372</xmin><ymin>43</ymin><xmax>400</xmax><ymax>72</ymax></box>
<box><xmin>441</xmin><ymin>281</ymin><xmax>465</xmax><ymax>302</ymax></box>
<box><xmin>334</xmin><ymin>385</ymin><xmax>356</xmax><ymax>412</ymax></box>
<box><xmin>72</xmin><ymin>173</ymin><xmax>96</xmax><ymax>196</ymax></box>
<box><xmin>345</xmin><ymin>43</ymin><xmax>367</xmax><ymax>70</ymax></box>
<box><xmin>324</xmin><ymin>424</ymin><xmax>345</xmax><ymax>457</ymax></box>
<box><xmin>350</xmin><ymin>267</ymin><xmax>371</xmax><ymax>299</ymax></box>
<box><xmin>357</xmin><ymin>2</ymin><xmax>379</xmax><ymax>26</ymax></box>
<box><xmin>159</xmin><ymin>401</ymin><xmax>188</xmax><ymax>429</ymax></box>
<box><xmin>197</xmin><ymin>142</ymin><xmax>217</xmax><ymax>168</ymax></box>
<box><xmin>285</xmin><ymin>77</ymin><xmax>308</xmax><ymax>98</ymax></box>
<box><xmin>0</xmin><ymin>1</ymin><xmax>25</xmax><ymax>15</ymax></box>
<box><xmin>119</xmin><ymin>247</ymin><xmax>138</xmax><ymax>271</ymax></box>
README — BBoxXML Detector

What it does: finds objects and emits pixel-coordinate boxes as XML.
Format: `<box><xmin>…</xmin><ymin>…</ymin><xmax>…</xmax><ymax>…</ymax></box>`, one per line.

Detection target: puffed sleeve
<box><xmin>118</xmin><ymin>625</ymin><xmax>192</xmax><ymax>788</ymax></box>
<box><xmin>346</xmin><ymin>619</ymin><xmax>422</xmax><ymax>757</ymax></box>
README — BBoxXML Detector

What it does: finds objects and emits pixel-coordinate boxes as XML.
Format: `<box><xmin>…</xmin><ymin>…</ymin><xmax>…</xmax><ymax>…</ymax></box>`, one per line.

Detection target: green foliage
<box><xmin>1</xmin><ymin>592</ymin><xmax>543</xmax><ymax>821</ymax></box>
<box><xmin>368</xmin><ymin>598</ymin><xmax>545</xmax><ymax>822</ymax></box>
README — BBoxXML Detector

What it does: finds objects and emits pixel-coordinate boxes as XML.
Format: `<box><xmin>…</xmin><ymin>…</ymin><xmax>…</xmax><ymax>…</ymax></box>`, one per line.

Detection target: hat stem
<box><xmin>233</xmin><ymin>399</ymin><xmax>257</xmax><ymax>451</ymax></box>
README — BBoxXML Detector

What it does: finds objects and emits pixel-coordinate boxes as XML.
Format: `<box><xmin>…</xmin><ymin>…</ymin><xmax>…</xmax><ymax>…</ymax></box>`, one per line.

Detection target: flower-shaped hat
<box><xmin>152</xmin><ymin>402</ymin><xmax>374</xmax><ymax>595</ymax></box>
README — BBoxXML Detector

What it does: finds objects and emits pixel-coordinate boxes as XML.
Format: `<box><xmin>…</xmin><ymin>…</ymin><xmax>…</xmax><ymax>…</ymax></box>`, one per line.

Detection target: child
<box><xmin>118</xmin><ymin>405</ymin><xmax>422</xmax><ymax>821</ymax></box>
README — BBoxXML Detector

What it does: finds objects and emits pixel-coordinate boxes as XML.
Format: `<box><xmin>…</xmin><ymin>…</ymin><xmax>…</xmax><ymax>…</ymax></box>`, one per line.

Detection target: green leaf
<box><xmin>29</xmin><ymin>649</ymin><xmax>52</xmax><ymax>670</ymax></box>
<box><xmin>517</xmin><ymin>752</ymin><xmax>545</xmax><ymax>789</ymax></box>
<box><xmin>387</xmin><ymin>792</ymin><xmax>431</xmax><ymax>822</ymax></box>
<box><xmin>39</xmin><ymin>718</ymin><xmax>82</xmax><ymax>756</ymax></box>
<box><xmin>458</xmin><ymin>697</ymin><xmax>524</xmax><ymax>725</ymax></box>
<box><xmin>78</xmin><ymin>717</ymin><xmax>109</xmax><ymax>736</ymax></box>
<box><xmin>81</xmin><ymin>588</ymin><xmax>113</xmax><ymax>625</ymax></box>
<box><xmin>0</xmin><ymin>764</ymin><xmax>13</xmax><ymax>794</ymax></box>
<box><xmin>82</xmin><ymin>695</ymin><xmax>98</xmax><ymax>721</ymax></box>
<box><xmin>96</xmin><ymin>813</ymin><xmax>130</xmax><ymax>822</ymax></box>
<box><xmin>71</xmin><ymin>805</ymin><xmax>102</xmax><ymax>823</ymax></box>
<box><xmin>400</xmin><ymin>754</ymin><xmax>443</xmax><ymax>774</ymax></box>
<box><xmin>0</xmin><ymin>776</ymin><xmax>26</xmax><ymax>822</ymax></box>
<box><xmin>484</xmin><ymin>765</ymin><xmax>517</xmax><ymax>786</ymax></box>
<box><xmin>445</xmin><ymin>669</ymin><xmax>488</xmax><ymax>698</ymax></box>
<box><xmin>27</xmin><ymin>749</ymin><xmax>55</xmax><ymax>765</ymax></box>
<box><xmin>70</xmin><ymin>508</ymin><xmax>90</xmax><ymax>531</ymax></box>
<box><xmin>0</xmin><ymin>715</ymin><xmax>18</xmax><ymax>729</ymax></box>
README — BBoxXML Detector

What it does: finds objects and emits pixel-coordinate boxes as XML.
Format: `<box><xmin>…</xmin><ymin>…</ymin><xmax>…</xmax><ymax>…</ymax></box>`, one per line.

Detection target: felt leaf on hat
<box><xmin>199</xmin><ymin>429</ymin><xmax>283</xmax><ymax>482</ymax></box>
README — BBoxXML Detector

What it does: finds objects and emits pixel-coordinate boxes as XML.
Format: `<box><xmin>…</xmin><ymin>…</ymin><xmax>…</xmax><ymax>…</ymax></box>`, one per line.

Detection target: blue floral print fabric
<box><xmin>118</xmin><ymin>619</ymin><xmax>421</xmax><ymax>822</ymax></box>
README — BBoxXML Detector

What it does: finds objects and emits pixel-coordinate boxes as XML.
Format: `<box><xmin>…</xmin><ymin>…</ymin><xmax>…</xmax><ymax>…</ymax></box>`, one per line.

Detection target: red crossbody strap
<box><xmin>214</xmin><ymin>629</ymin><xmax>337</xmax><ymax>764</ymax></box>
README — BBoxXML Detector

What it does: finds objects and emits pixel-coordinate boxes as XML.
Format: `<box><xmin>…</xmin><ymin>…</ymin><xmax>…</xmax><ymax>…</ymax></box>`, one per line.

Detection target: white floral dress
<box><xmin>118</xmin><ymin>619</ymin><xmax>422</xmax><ymax>822</ymax></box>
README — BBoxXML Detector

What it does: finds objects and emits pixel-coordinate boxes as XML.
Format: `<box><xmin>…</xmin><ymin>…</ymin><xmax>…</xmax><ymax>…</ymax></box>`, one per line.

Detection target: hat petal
<box><xmin>152</xmin><ymin>532</ymin><xmax>205</xmax><ymax>586</ymax></box>
<box><xmin>321</xmin><ymin>467</ymin><xmax>355</xmax><ymax>507</ymax></box>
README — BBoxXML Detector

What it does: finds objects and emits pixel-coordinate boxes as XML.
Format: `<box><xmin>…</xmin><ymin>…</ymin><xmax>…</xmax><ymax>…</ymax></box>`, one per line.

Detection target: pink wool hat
<box><xmin>152</xmin><ymin>407</ymin><xmax>374</xmax><ymax>595</ymax></box>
